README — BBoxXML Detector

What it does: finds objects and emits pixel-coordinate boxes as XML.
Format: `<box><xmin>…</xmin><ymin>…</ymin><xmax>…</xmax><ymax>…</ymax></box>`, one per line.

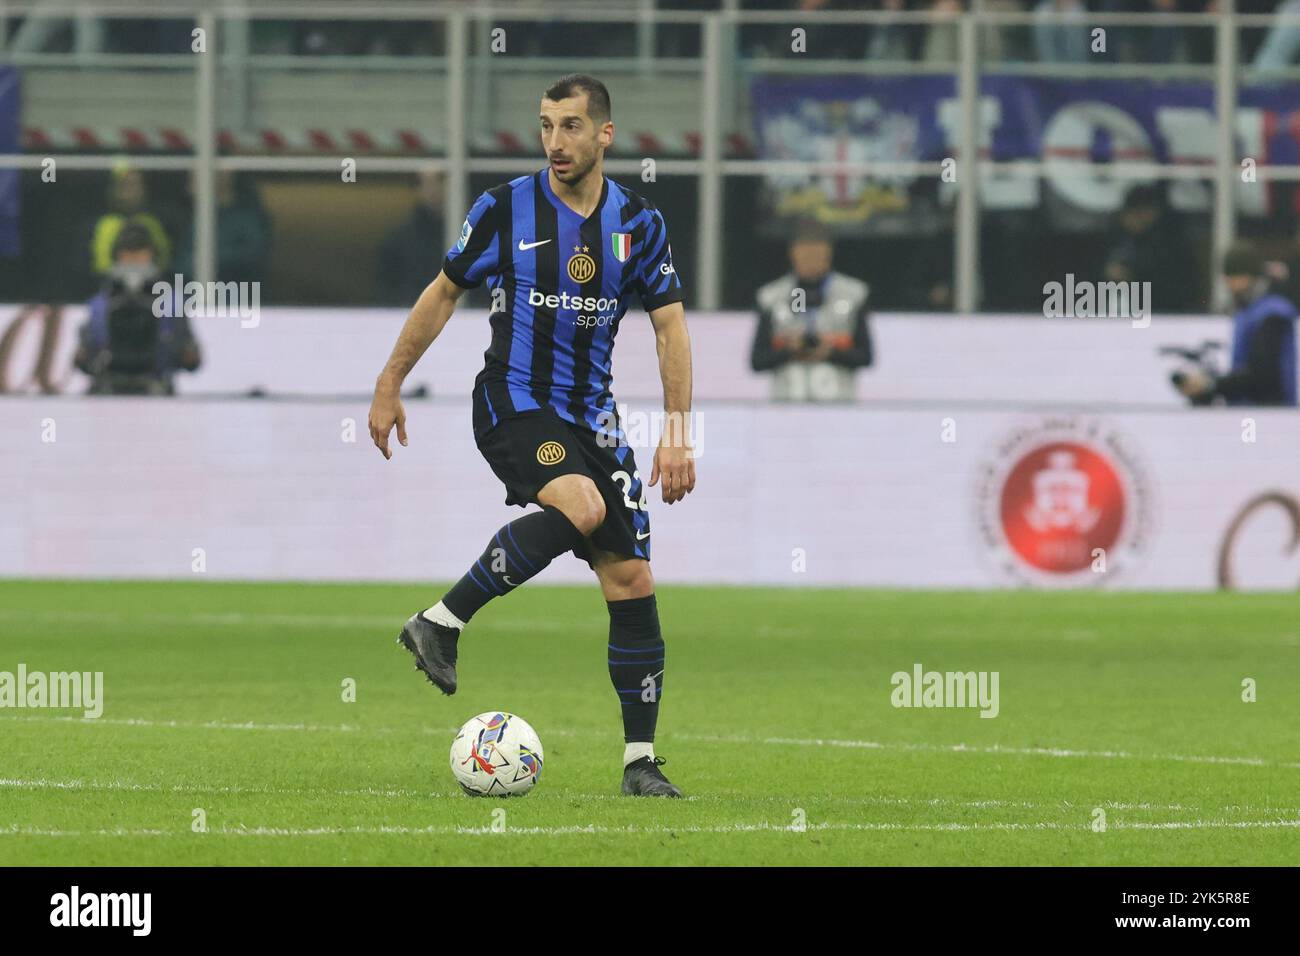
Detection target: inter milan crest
<box><xmin>567</xmin><ymin>245</ymin><xmax>596</xmax><ymax>283</ymax></box>
<box><xmin>611</xmin><ymin>232</ymin><xmax>631</xmax><ymax>263</ymax></box>
<box><xmin>536</xmin><ymin>441</ymin><xmax>566</xmax><ymax>465</ymax></box>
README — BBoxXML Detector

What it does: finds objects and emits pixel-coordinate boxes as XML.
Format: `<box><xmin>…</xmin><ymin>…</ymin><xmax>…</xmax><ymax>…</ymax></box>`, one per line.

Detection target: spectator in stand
<box><xmin>920</xmin><ymin>0</ymin><xmax>963</xmax><ymax>64</ymax></box>
<box><xmin>739</xmin><ymin>0</ymin><xmax>870</xmax><ymax>59</ymax></box>
<box><xmin>916</xmin><ymin>0</ymin><xmax>1027</xmax><ymax>65</ymax></box>
<box><xmin>980</xmin><ymin>1</ymin><xmax>1036</xmax><ymax>63</ymax></box>
<box><xmin>1101</xmin><ymin>0</ymin><xmax>1190</xmax><ymax>63</ymax></box>
<box><xmin>6</xmin><ymin>9</ymin><xmax>189</xmax><ymax>53</ymax></box>
<box><xmin>882</xmin><ymin>0</ymin><xmax>1029</xmax><ymax>65</ymax></box>
<box><xmin>867</xmin><ymin>0</ymin><xmax>923</xmax><ymax>62</ymax></box>
<box><xmin>1181</xmin><ymin>1</ymin><xmax>1273</xmax><ymax>64</ymax></box>
<box><xmin>89</xmin><ymin>165</ymin><xmax>172</xmax><ymax>279</ymax></box>
<box><xmin>1253</xmin><ymin>0</ymin><xmax>1300</xmax><ymax>74</ymax></box>
<box><xmin>6</xmin><ymin>2</ymin><xmax>104</xmax><ymax>53</ymax></box>
<box><xmin>173</xmin><ymin>170</ymin><xmax>272</xmax><ymax>286</ymax></box>
<box><xmin>1102</xmin><ymin>183</ymin><xmax>1199</xmax><ymax>313</ymax></box>
<box><xmin>375</xmin><ymin>168</ymin><xmax>447</xmax><ymax>306</ymax></box>
<box><xmin>1034</xmin><ymin>0</ymin><xmax>1089</xmax><ymax>62</ymax></box>
<box><xmin>751</xmin><ymin>220</ymin><xmax>874</xmax><ymax>402</ymax></box>
<box><xmin>788</xmin><ymin>0</ymin><xmax>871</xmax><ymax>59</ymax></box>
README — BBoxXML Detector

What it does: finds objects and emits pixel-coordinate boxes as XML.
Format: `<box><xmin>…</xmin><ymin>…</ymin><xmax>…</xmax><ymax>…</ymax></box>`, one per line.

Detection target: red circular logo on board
<box><xmin>973</xmin><ymin>419</ymin><xmax>1152</xmax><ymax>586</ymax></box>
<box><xmin>999</xmin><ymin>442</ymin><xmax>1125</xmax><ymax>574</ymax></box>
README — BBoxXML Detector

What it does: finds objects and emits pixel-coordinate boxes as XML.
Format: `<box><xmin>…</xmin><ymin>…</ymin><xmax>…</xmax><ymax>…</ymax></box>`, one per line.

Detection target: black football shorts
<box><xmin>475</xmin><ymin>407</ymin><xmax>652</xmax><ymax>564</ymax></box>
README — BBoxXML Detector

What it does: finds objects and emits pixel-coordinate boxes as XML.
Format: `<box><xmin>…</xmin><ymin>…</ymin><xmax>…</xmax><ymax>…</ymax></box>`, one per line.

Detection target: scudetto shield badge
<box><xmin>611</xmin><ymin>233</ymin><xmax>631</xmax><ymax>263</ymax></box>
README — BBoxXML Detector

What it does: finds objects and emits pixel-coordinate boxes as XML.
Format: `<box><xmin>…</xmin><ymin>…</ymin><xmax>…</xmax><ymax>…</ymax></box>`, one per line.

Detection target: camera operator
<box><xmin>1176</xmin><ymin>241</ymin><xmax>1297</xmax><ymax>407</ymax></box>
<box><xmin>751</xmin><ymin>219</ymin><xmax>873</xmax><ymax>402</ymax></box>
<box><xmin>75</xmin><ymin>223</ymin><xmax>201</xmax><ymax>396</ymax></box>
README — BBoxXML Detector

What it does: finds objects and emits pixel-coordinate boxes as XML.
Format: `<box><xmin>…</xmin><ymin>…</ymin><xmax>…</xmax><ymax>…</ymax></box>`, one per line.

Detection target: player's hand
<box><xmin>368</xmin><ymin>387</ymin><xmax>408</xmax><ymax>460</ymax></box>
<box><xmin>649</xmin><ymin>433</ymin><xmax>696</xmax><ymax>505</ymax></box>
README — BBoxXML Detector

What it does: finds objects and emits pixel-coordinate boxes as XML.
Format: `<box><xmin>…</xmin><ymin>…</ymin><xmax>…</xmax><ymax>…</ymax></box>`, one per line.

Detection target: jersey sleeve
<box><xmin>442</xmin><ymin>191</ymin><xmax>503</xmax><ymax>289</ymax></box>
<box><xmin>634</xmin><ymin>207</ymin><xmax>684</xmax><ymax>312</ymax></box>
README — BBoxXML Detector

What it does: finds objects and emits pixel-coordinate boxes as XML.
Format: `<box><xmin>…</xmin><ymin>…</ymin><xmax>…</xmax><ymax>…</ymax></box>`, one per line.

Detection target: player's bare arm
<box><xmin>648</xmin><ymin>301</ymin><xmax>696</xmax><ymax>505</ymax></box>
<box><xmin>368</xmin><ymin>269</ymin><xmax>466</xmax><ymax>459</ymax></box>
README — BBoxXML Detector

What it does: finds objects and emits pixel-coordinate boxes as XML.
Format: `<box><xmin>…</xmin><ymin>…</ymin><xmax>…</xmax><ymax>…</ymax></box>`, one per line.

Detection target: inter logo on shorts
<box><xmin>536</xmin><ymin>441</ymin><xmax>566</xmax><ymax>465</ymax></box>
<box><xmin>567</xmin><ymin>247</ymin><xmax>596</xmax><ymax>283</ymax></box>
<box><xmin>611</xmin><ymin>232</ymin><xmax>631</xmax><ymax>263</ymax></box>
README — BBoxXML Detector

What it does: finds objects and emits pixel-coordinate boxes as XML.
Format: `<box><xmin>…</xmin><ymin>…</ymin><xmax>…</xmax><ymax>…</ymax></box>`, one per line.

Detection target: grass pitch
<box><xmin>1</xmin><ymin>580</ymin><xmax>1298</xmax><ymax>866</ymax></box>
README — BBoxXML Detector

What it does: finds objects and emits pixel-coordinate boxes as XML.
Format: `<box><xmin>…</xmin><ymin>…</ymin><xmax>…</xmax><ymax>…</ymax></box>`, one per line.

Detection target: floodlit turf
<box><xmin>1</xmin><ymin>580</ymin><xmax>1298</xmax><ymax>865</ymax></box>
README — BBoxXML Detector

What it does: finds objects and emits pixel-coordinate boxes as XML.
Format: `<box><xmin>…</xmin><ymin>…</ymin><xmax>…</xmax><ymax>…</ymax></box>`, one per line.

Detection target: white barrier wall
<box><xmin>0</xmin><ymin>304</ymin><xmax>1243</xmax><ymax>406</ymax></box>
<box><xmin>2</xmin><ymin>397</ymin><xmax>1297</xmax><ymax>590</ymax></box>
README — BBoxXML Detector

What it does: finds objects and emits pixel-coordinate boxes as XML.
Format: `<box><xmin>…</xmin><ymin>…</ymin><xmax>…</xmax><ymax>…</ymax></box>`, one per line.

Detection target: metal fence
<box><xmin>2</xmin><ymin>1</ymin><xmax>1299</xmax><ymax>311</ymax></box>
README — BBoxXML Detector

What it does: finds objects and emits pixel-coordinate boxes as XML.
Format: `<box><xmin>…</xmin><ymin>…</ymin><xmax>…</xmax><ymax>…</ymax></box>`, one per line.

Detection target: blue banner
<box><xmin>753</xmin><ymin>75</ymin><xmax>1300</xmax><ymax>234</ymax></box>
<box><xmin>0</xmin><ymin>67</ymin><xmax>19</xmax><ymax>258</ymax></box>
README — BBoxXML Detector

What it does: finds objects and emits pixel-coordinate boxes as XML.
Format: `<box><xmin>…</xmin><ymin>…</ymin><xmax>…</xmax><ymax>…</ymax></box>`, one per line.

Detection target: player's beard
<box><xmin>554</xmin><ymin>150</ymin><xmax>597</xmax><ymax>187</ymax></box>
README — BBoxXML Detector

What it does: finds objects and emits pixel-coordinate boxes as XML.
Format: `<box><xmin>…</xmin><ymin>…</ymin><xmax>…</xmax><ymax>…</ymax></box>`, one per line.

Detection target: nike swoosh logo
<box><xmin>636</xmin><ymin>530</ymin><xmax>650</xmax><ymax>540</ymax></box>
<box><xmin>518</xmin><ymin>239</ymin><xmax>551</xmax><ymax>251</ymax></box>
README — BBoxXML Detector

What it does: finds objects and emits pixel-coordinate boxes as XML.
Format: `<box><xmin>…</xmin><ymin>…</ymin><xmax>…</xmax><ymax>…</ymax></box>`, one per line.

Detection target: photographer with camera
<box><xmin>1174</xmin><ymin>241</ymin><xmax>1297</xmax><ymax>407</ymax></box>
<box><xmin>74</xmin><ymin>223</ymin><xmax>201</xmax><ymax>396</ymax></box>
<box><xmin>751</xmin><ymin>219</ymin><xmax>873</xmax><ymax>402</ymax></box>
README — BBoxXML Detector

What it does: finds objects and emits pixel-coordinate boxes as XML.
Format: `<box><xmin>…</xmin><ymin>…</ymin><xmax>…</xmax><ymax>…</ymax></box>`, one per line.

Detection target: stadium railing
<box><xmin>2</xmin><ymin>2</ymin><xmax>1299</xmax><ymax>312</ymax></box>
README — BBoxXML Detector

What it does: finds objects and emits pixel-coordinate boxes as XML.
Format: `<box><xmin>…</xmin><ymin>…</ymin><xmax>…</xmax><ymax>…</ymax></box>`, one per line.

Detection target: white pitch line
<box><xmin>1115</xmin><ymin>820</ymin><xmax>1300</xmax><ymax>830</ymax></box>
<box><xmin>0</xmin><ymin>609</ymin><xmax>392</xmax><ymax>629</ymax></box>
<box><xmin>0</xmin><ymin>714</ymin><xmax>378</xmax><ymax>734</ymax></box>
<box><xmin>5</xmin><ymin>712</ymin><xmax>1299</xmax><ymax>771</ymax></box>
<box><xmin>0</xmin><ymin>777</ymin><xmax>429</xmax><ymax>799</ymax></box>
<box><xmin>676</xmin><ymin>733</ymin><xmax>1300</xmax><ymax>770</ymax></box>
<box><xmin>4</xmin><ymin>819</ymin><xmax>1300</xmax><ymax>839</ymax></box>
<box><xmin>0</xmin><ymin>777</ymin><xmax>1228</xmax><ymax>813</ymax></box>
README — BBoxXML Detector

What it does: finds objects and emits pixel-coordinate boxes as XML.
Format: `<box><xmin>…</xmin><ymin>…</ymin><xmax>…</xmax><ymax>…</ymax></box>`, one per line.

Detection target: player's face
<box><xmin>539</xmin><ymin>95</ymin><xmax>611</xmax><ymax>186</ymax></box>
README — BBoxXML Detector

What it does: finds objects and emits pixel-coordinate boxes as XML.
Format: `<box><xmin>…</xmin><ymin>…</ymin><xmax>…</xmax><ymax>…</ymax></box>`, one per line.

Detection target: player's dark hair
<box><xmin>543</xmin><ymin>73</ymin><xmax>612</xmax><ymax>124</ymax></box>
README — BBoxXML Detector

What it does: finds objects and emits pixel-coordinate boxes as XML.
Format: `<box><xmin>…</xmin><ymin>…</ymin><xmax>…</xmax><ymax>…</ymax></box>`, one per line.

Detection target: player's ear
<box><xmin>599</xmin><ymin>121</ymin><xmax>614</xmax><ymax>150</ymax></box>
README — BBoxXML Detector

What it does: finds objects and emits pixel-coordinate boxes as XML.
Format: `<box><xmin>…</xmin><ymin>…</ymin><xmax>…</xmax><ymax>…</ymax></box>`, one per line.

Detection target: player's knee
<box><xmin>623</xmin><ymin>562</ymin><xmax>654</xmax><ymax>597</ymax></box>
<box><xmin>544</xmin><ymin>475</ymin><xmax>605</xmax><ymax>535</ymax></box>
<box><xmin>572</xmin><ymin>486</ymin><xmax>607</xmax><ymax>536</ymax></box>
<box><xmin>603</xmin><ymin>560</ymin><xmax>654</xmax><ymax>601</ymax></box>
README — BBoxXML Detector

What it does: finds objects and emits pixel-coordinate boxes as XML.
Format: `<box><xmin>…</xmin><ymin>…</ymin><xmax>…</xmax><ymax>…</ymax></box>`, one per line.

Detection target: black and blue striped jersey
<box><xmin>441</xmin><ymin>170</ymin><xmax>684</xmax><ymax>441</ymax></box>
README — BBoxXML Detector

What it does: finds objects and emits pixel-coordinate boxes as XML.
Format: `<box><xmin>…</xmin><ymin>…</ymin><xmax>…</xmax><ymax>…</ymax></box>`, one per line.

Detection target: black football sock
<box><xmin>441</xmin><ymin>505</ymin><xmax>585</xmax><ymax>623</ymax></box>
<box><xmin>607</xmin><ymin>593</ymin><xmax>664</xmax><ymax>744</ymax></box>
